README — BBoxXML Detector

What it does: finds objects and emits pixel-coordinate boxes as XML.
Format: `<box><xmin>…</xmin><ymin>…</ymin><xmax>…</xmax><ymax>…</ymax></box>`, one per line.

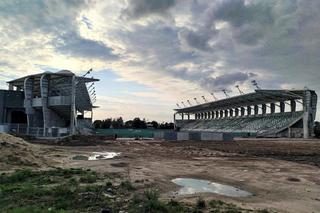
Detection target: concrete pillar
<box><xmin>254</xmin><ymin>105</ymin><xmax>259</xmax><ymax>115</ymax></box>
<box><xmin>247</xmin><ymin>106</ymin><xmax>252</xmax><ymax>116</ymax></box>
<box><xmin>235</xmin><ymin>108</ymin><xmax>239</xmax><ymax>117</ymax></box>
<box><xmin>70</xmin><ymin>75</ymin><xmax>77</xmax><ymax>135</ymax></box>
<box><xmin>216</xmin><ymin>111</ymin><xmax>219</xmax><ymax>118</ymax></box>
<box><xmin>262</xmin><ymin>104</ymin><xmax>267</xmax><ymax>114</ymax></box>
<box><xmin>230</xmin><ymin>109</ymin><xmax>233</xmax><ymax>117</ymax></box>
<box><xmin>201</xmin><ymin>112</ymin><xmax>204</xmax><ymax>119</ymax></box>
<box><xmin>224</xmin><ymin>109</ymin><xmax>229</xmax><ymax>117</ymax></box>
<box><xmin>173</xmin><ymin>113</ymin><xmax>177</xmax><ymax>130</ymax></box>
<box><xmin>8</xmin><ymin>84</ymin><xmax>13</xmax><ymax>90</ymax></box>
<box><xmin>303</xmin><ymin>90</ymin><xmax>311</xmax><ymax>139</ymax></box>
<box><xmin>24</xmin><ymin>77</ymin><xmax>35</xmax><ymax>128</ymax></box>
<box><xmin>241</xmin><ymin>107</ymin><xmax>245</xmax><ymax>116</ymax></box>
<box><xmin>187</xmin><ymin>113</ymin><xmax>190</xmax><ymax>120</ymax></box>
<box><xmin>288</xmin><ymin>127</ymin><xmax>291</xmax><ymax>138</ymax></box>
<box><xmin>181</xmin><ymin>113</ymin><xmax>184</xmax><ymax>120</ymax></box>
<box><xmin>280</xmin><ymin>101</ymin><xmax>285</xmax><ymax>113</ymax></box>
<box><xmin>290</xmin><ymin>100</ymin><xmax>296</xmax><ymax>112</ymax></box>
<box><xmin>220</xmin><ymin>110</ymin><xmax>223</xmax><ymax>118</ymax></box>
<box><xmin>40</xmin><ymin>74</ymin><xmax>50</xmax><ymax>136</ymax></box>
<box><xmin>211</xmin><ymin>111</ymin><xmax>215</xmax><ymax>119</ymax></box>
<box><xmin>270</xmin><ymin>103</ymin><xmax>275</xmax><ymax>114</ymax></box>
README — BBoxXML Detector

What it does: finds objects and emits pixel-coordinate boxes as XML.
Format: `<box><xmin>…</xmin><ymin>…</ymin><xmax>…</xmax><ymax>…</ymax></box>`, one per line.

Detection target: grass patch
<box><xmin>0</xmin><ymin>169</ymin><xmax>275</xmax><ymax>213</ymax></box>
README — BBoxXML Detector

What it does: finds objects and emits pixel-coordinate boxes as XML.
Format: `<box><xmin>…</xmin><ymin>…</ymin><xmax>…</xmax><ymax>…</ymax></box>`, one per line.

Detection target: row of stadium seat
<box><xmin>176</xmin><ymin>111</ymin><xmax>304</xmax><ymax>136</ymax></box>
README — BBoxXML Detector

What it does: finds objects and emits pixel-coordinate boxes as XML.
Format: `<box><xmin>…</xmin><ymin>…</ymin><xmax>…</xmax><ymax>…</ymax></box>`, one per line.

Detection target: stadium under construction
<box><xmin>0</xmin><ymin>70</ymin><xmax>98</xmax><ymax>137</ymax></box>
<box><xmin>174</xmin><ymin>89</ymin><xmax>318</xmax><ymax>139</ymax></box>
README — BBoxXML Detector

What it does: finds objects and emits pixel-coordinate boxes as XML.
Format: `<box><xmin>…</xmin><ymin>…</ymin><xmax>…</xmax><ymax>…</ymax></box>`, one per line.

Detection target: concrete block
<box><xmin>153</xmin><ymin>131</ymin><xmax>164</xmax><ymax>139</ymax></box>
<box><xmin>0</xmin><ymin>125</ymin><xmax>9</xmax><ymax>133</ymax></box>
<box><xmin>200</xmin><ymin>132</ymin><xmax>233</xmax><ymax>141</ymax></box>
<box><xmin>163</xmin><ymin>132</ymin><xmax>177</xmax><ymax>140</ymax></box>
<box><xmin>189</xmin><ymin>132</ymin><xmax>201</xmax><ymax>140</ymax></box>
<box><xmin>177</xmin><ymin>132</ymin><xmax>189</xmax><ymax>141</ymax></box>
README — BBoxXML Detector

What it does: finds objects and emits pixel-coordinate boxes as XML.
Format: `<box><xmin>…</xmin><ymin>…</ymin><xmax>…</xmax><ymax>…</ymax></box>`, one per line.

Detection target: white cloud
<box><xmin>0</xmin><ymin>0</ymin><xmax>320</xmax><ymax>121</ymax></box>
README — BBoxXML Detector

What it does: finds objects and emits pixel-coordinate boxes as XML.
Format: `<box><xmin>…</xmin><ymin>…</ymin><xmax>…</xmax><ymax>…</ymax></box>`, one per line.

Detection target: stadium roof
<box><xmin>7</xmin><ymin>70</ymin><xmax>99</xmax><ymax>87</ymax></box>
<box><xmin>175</xmin><ymin>89</ymin><xmax>314</xmax><ymax>113</ymax></box>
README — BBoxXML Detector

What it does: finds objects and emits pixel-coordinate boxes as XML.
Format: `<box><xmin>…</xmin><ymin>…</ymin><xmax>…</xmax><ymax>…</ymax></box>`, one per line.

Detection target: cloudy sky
<box><xmin>0</xmin><ymin>0</ymin><xmax>319</xmax><ymax>122</ymax></box>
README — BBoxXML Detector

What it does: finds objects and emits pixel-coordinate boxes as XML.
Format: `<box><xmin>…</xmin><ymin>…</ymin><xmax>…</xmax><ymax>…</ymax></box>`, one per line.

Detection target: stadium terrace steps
<box><xmin>176</xmin><ymin>111</ymin><xmax>304</xmax><ymax>136</ymax></box>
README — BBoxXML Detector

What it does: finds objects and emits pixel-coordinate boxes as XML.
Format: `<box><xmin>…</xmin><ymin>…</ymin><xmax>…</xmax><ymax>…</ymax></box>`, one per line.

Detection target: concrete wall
<box><xmin>0</xmin><ymin>90</ymin><xmax>25</xmax><ymax>123</ymax></box>
<box><xmin>155</xmin><ymin>131</ymin><xmax>234</xmax><ymax>141</ymax></box>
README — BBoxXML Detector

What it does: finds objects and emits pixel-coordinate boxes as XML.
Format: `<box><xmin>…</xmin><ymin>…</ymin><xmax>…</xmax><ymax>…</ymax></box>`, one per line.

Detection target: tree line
<box><xmin>93</xmin><ymin>117</ymin><xmax>174</xmax><ymax>129</ymax></box>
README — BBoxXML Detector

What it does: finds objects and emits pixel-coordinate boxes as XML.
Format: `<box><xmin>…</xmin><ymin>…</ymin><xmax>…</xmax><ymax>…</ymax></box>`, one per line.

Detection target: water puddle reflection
<box><xmin>72</xmin><ymin>152</ymin><xmax>120</xmax><ymax>161</ymax></box>
<box><xmin>172</xmin><ymin>178</ymin><xmax>252</xmax><ymax>197</ymax></box>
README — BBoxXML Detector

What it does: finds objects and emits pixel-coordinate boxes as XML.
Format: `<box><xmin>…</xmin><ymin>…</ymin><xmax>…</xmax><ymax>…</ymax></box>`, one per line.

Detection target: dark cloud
<box><xmin>0</xmin><ymin>0</ymin><xmax>118</xmax><ymax>60</ymax></box>
<box><xmin>122</xmin><ymin>0</ymin><xmax>176</xmax><ymax>19</ymax></box>
<box><xmin>171</xmin><ymin>66</ymin><xmax>254</xmax><ymax>91</ymax></box>
<box><xmin>214</xmin><ymin>0</ymin><xmax>274</xmax><ymax>27</ymax></box>
<box><xmin>53</xmin><ymin>32</ymin><xmax>118</xmax><ymax>60</ymax></box>
<box><xmin>114</xmin><ymin>21</ymin><xmax>196</xmax><ymax>67</ymax></box>
<box><xmin>179</xmin><ymin>28</ymin><xmax>216</xmax><ymax>51</ymax></box>
<box><xmin>0</xmin><ymin>0</ymin><xmax>88</xmax><ymax>33</ymax></box>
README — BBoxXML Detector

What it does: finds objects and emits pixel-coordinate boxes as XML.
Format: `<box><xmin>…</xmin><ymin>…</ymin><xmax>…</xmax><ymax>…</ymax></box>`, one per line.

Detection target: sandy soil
<box><xmin>3</xmin><ymin>137</ymin><xmax>320</xmax><ymax>213</ymax></box>
<box><xmin>0</xmin><ymin>133</ymin><xmax>53</xmax><ymax>170</ymax></box>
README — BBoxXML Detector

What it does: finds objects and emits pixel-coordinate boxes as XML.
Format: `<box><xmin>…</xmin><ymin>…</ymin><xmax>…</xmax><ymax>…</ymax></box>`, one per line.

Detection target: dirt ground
<box><xmin>4</xmin><ymin>136</ymin><xmax>320</xmax><ymax>213</ymax></box>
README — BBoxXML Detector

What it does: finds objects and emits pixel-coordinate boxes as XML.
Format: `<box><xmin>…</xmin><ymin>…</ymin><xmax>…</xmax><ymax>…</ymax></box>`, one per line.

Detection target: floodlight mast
<box><xmin>210</xmin><ymin>92</ymin><xmax>218</xmax><ymax>101</ymax></box>
<box><xmin>193</xmin><ymin>97</ymin><xmax>200</xmax><ymax>104</ymax></box>
<box><xmin>222</xmin><ymin>89</ymin><xmax>230</xmax><ymax>98</ymax></box>
<box><xmin>181</xmin><ymin>101</ymin><xmax>186</xmax><ymax>107</ymax></box>
<box><xmin>235</xmin><ymin>85</ymin><xmax>245</xmax><ymax>95</ymax></box>
<box><xmin>83</xmin><ymin>68</ymin><xmax>93</xmax><ymax>77</ymax></box>
<box><xmin>187</xmin><ymin>100</ymin><xmax>192</xmax><ymax>106</ymax></box>
<box><xmin>251</xmin><ymin>80</ymin><xmax>260</xmax><ymax>89</ymax></box>
<box><xmin>201</xmin><ymin>96</ymin><xmax>208</xmax><ymax>102</ymax></box>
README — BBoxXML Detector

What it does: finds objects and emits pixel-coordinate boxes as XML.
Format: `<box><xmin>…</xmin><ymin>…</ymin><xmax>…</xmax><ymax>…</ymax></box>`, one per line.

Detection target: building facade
<box><xmin>0</xmin><ymin>70</ymin><xmax>98</xmax><ymax>137</ymax></box>
<box><xmin>174</xmin><ymin>89</ymin><xmax>317</xmax><ymax>138</ymax></box>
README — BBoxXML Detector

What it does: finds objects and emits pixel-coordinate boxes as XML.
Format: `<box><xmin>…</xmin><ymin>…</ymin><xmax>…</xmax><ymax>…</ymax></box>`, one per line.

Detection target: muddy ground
<box><xmin>10</xmin><ymin>137</ymin><xmax>320</xmax><ymax>213</ymax></box>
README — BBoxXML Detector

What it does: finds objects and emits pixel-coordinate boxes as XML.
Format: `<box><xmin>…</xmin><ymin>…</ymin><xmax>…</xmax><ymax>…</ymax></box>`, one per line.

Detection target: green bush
<box><xmin>120</xmin><ymin>180</ymin><xmax>135</xmax><ymax>190</ymax></box>
<box><xmin>0</xmin><ymin>169</ymin><xmax>34</xmax><ymax>184</ymax></box>
<box><xmin>79</xmin><ymin>173</ymin><xmax>97</xmax><ymax>183</ymax></box>
<box><xmin>196</xmin><ymin>197</ymin><xmax>206</xmax><ymax>209</ymax></box>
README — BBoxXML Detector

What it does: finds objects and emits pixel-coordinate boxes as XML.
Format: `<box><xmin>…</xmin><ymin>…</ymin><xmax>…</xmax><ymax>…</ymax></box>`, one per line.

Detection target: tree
<box><xmin>159</xmin><ymin>122</ymin><xmax>174</xmax><ymax>129</ymax></box>
<box><xmin>111</xmin><ymin>117</ymin><xmax>124</xmax><ymax>129</ymax></box>
<box><xmin>101</xmin><ymin>118</ymin><xmax>112</xmax><ymax>129</ymax></box>
<box><xmin>150</xmin><ymin>121</ymin><xmax>159</xmax><ymax>129</ymax></box>
<box><xmin>125</xmin><ymin>120</ymin><xmax>133</xmax><ymax>128</ymax></box>
<box><xmin>132</xmin><ymin>117</ymin><xmax>147</xmax><ymax>129</ymax></box>
<box><xmin>93</xmin><ymin>120</ymin><xmax>103</xmax><ymax>129</ymax></box>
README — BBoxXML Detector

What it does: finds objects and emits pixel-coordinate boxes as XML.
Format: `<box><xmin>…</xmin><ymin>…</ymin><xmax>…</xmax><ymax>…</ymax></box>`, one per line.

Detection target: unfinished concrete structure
<box><xmin>0</xmin><ymin>70</ymin><xmax>98</xmax><ymax>137</ymax></box>
<box><xmin>174</xmin><ymin>89</ymin><xmax>317</xmax><ymax>138</ymax></box>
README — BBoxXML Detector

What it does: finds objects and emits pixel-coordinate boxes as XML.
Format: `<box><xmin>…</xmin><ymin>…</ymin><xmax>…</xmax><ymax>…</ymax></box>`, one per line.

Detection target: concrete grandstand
<box><xmin>0</xmin><ymin>70</ymin><xmax>99</xmax><ymax>137</ymax></box>
<box><xmin>174</xmin><ymin>89</ymin><xmax>317</xmax><ymax>138</ymax></box>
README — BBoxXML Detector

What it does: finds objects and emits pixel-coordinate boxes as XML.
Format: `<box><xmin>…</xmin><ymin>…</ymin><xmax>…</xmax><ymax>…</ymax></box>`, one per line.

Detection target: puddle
<box><xmin>110</xmin><ymin>162</ymin><xmax>129</xmax><ymax>167</ymax></box>
<box><xmin>72</xmin><ymin>152</ymin><xmax>120</xmax><ymax>161</ymax></box>
<box><xmin>172</xmin><ymin>178</ymin><xmax>252</xmax><ymax>197</ymax></box>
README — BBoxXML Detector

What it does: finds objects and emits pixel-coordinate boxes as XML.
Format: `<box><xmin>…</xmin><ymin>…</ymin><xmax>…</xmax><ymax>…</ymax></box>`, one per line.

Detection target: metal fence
<box><xmin>0</xmin><ymin>123</ymin><xmax>70</xmax><ymax>138</ymax></box>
